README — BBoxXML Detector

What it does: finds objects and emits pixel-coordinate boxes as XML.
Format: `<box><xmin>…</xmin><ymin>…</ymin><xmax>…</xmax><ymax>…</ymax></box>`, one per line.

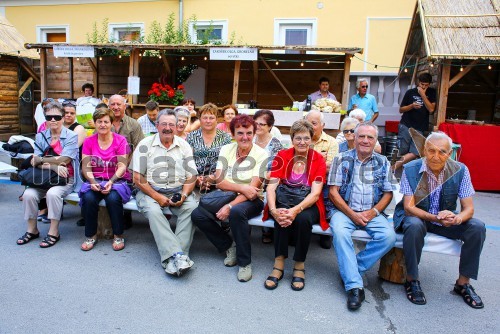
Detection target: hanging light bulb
<box><xmin>181</xmin><ymin>56</ymin><xmax>185</xmax><ymax>61</ymax></box>
<box><xmin>430</xmin><ymin>62</ymin><xmax>434</xmax><ymax>67</ymax></box>
<box><xmin>76</xmin><ymin>57</ymin><xmax>80</xmax><ymax>61</ymax></box>
<box><xmin>327</xmin><ymin>60</ymin><xmax>330</xmax><ymax>65</ymax></box>
<box><xmin>460</xmin><ymin>65</ymin><xmax>464</xmax><ymax>72</ymax></box>
<box><xmin>488</xmin><ymin>63</ymin><xmax>492</xmax><ymax>70</ymax></box>
<box><xmin>300</xmin><ymin>61</ymin><xmax>304</xmax><ymax>67</ymax></box>
<box><xmin>404</xmin><ymin>67</ymin><xmax>408</xmax><ymax>73</ymax></box>
<box><xmin>119</xmin><ymin>54</ymin><xmax>122</xmax><ymax>59</ymax></box>
<box><xmin>204</xmin><ymin>56</ymin><xmax>207</xmax><ymax>60</ymax></box>
<box><xmin>99</xmin><ymin>56</ymin><xmax>103</xmax><ymax>61</ymax></box>
<box><xmin>275</xmin><ymin>61</ymin><xmax>279</xmax><ymax>65</ymax></box>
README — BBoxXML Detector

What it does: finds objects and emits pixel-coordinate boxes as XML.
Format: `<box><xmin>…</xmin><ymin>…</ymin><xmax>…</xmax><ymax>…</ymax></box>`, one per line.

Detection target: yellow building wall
<box><xmin>5</xmin><ymin>0</ymin><xmax>415</xmax><ymax>72</ymax></box>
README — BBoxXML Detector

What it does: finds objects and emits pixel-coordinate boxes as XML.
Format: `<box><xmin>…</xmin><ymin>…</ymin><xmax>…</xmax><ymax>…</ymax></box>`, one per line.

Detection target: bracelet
<box><xmin>227</xmin><ymin>204</ymin><xmax>232</xmax><ymax>210</ymax></box>
<box><xmin>182</xmin><ymin>193</ymin><xmax>189</xmax><ymax>200</ymax></box>
<box><xmin>372</xmin><ymin>208</ymin><xmax>380</xmax><ymax>216</ymax></box>
<box><xmin>300</xmin><ymin>206</ymin><xmax>304</xmax><ymax>212</ymax></box>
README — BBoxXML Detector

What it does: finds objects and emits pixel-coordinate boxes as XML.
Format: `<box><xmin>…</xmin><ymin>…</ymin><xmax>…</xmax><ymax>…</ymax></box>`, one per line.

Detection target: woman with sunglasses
<box><xmin>338</xmin><ymin>117</ymin><xmax>360</xmax><ymax>153</ymax></box>
<box><xmin>17</xmin><ymin>101</ymin><xmax>79</xmax><ymax>248</ymax></box>
<box><xmin>79</xmin><ymin>107</ymin><xmax>131</xmax><ymax>251</ymax></box>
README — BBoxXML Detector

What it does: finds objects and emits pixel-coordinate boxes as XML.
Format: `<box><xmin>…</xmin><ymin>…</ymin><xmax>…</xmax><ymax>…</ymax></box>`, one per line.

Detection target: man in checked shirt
<box><xmin>393</xmin><ymin>132</ymin><xmax>486</xmax><ymax>309</ymax></box>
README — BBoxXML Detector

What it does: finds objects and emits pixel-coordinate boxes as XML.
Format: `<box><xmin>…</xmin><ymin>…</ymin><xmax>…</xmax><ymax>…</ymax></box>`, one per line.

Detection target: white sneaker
<box><xmin>164</xmin><ymin>257</ymin><xmax>177</xmax><ymax>276</ymax></box>
<box><xmin>174</xmin><ymin>254</ymin><xmax>194</xmax><ymax>276</ymax></box>
<box><xmin>224</xmin><ymin>245</ymin><xmax>237</xmax><ymax>267</ymax></box>
<box><xmin>237</xmin><ymin>264</ymin><xmax>252</xmax><ymax>282</ymax></box>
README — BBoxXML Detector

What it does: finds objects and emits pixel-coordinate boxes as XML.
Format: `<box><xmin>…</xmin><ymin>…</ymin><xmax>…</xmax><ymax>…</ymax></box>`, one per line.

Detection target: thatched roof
<box><xmin>0</xmin><ymin>16</ymin><xmax>39</xmax><ymax>59</ymax></box>
<box><xmin>25</xmin><ymin>42</ymin><xmax>363</xmax><ymax>55</ymax></box>
<box><xmin>406</xmin><ymin>0</ymin><xmax>500</xmax><ymax>60</ymax></box>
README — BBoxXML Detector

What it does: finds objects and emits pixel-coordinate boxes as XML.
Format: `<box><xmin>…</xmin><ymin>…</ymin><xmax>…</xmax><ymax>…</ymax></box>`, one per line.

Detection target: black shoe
<box><xmin>76</xmin><ymin>218</ymin><xmax>85</xmax><ymax>227</ymax></box>
<box><xmin>347</xmin><ymin>288</ymin><xmax>365</xmax><ymax>310</ymax></box>
<box><xmin>123</xmin><ymin>211</ymin><xmax>133</xmax><ymax>230</ymax></box>
<box><xmin>319</xmin><ymin>235</ymin><xmax>332</xmax><ymax>249</ymax></box>
<box><xmin>404</xmin><ymin>280</ymin><xmax>426</xmax><ymax>305</ymax></box>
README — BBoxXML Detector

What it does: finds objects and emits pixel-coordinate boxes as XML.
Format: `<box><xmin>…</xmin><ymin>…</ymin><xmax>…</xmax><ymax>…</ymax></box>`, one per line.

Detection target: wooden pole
<box><xmin>129</xmin><ymin>49</ymin><xmax>140</xmax><ymax>104</ymax></box>
<box><xmin>260</xmin><ymin>57</ymin><xmax>294</xmax><ymax>102</ymax></box>
<box><xmin>85</xmin><ymin>58</ymin><xmax>98</xmax><ymax>96</ymax></box>
<box><xmin>232</xmin><ymin>60</ymin><xmax>241</xmax><ymax>105</ymax></box>
<box><xmin>436</xmin><ymin>60</ymin><xmax>451</xmax><ymax>127</ymax></box>
<box><xmin>40</xmin><ymin>48</ymin><xmax>48</xmax><ymax>100</ymax></box>
<box><xmin>18</xmin><ymin>77</ymin><xmax>33</xmax><ymax>97</ymax></box>
<box><xmin>341</xmin><ymin>54</ymin><xmax>352</xmax><ymax>110</ymax></box>
<box><xmin>69</xmin><ymin>57</ymin><xmax>74</xmax><ymax>99</ymax></box>
<box><xmin>448</xmin><ymin>59</ymin><xmax>479</xmax><ymax>88</ymax></box>
<box><xmin>252</xmin><ymin>61</ymin><xmax>259</xmax><ymax>101</ymax></box>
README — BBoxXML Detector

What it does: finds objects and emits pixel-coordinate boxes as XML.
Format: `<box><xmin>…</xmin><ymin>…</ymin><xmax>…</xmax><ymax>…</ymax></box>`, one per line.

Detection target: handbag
<box><xmin>199</xmin><ymin>189</ymin><xmax>238</xmax><ymax>214</ymax></box>
<box><xmin>275</xmin><ymin>183</ymin><xmax>311</xmax><ymax>209</ymax></box>
<box><xmin>18</xmin><ymin>133</ymin><xmax>68</xmax><ymax>189</ymax></box>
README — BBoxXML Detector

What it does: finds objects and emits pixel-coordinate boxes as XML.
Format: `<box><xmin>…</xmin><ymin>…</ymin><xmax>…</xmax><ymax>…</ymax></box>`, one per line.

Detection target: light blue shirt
<box><xmin>348</xmin><ymin>93</ymin><xmax>378</xmax><ymax>121</ymax></box>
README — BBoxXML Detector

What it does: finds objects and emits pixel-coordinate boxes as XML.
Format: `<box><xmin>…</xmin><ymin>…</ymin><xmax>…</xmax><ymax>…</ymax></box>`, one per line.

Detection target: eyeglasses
<box><xmin>157</xmin><ymin>122</ymin><xmax>177</xmax><ymax>128</ymax></box>
<box><xmin>255</xmin><ymin>122</ymin><xmax>268</xmax><ymax>127</ymax></box>
<box><xmin>343</xmin><ymin>129</ymin><xmax>355</xmax><ymax>134</ymax></box>
<box><xmin>293</xmin><ymin>136</ymin><xmax>311</xmax><ymax>143</ymax></box>
<box><xmin>45</xmin><ymin>115</ymin><xmax>63</xmax><ymax>121</ymax></box>
<box><xmin>360</xmin><ymin>85</ymin><xmax>368</xmax><ymax>88</ymax></box>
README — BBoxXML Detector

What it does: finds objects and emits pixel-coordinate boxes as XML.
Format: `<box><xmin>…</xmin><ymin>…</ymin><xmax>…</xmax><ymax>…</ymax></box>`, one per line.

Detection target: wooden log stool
<box><xmin>96</xmin><ymin>206</ymin><xmax>114</xmax><ymax>240</ymax></box>
<box><xmin>378</xmin><ymin>247</ymin><xmax>407</xmax><ymax>284</ymax></box>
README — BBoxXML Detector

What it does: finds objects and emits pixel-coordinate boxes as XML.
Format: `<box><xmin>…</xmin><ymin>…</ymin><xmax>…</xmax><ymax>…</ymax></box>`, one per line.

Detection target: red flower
<box><xmin>168</xmin><ymin>90</ymin><xmax>175</xmax><ymax>98</ymax></box>
<box><xmin>177</xmin><ymin>84</ymin><xmax>184</xmax><ymax>90</ymax></box>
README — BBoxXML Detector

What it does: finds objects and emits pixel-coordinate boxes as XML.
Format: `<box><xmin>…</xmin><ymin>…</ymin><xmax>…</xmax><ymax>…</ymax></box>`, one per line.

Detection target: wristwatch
<box><xmin>227</xmin><ymin>204</ymin><xmax>233</xmax><ymax>210</ymax></box>
<box><xmin>372</xmin><ymin>208</ymin><xmax>380</xmax><ymax>216</ymax></box>
<box><xmin>182</xmin><ymin>193</ymin><xmax>189</xmax><ymax>200</ymax></box>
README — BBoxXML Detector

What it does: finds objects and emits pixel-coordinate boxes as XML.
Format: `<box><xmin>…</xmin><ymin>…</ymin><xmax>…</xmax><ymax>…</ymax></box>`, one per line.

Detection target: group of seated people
<box><xmin>16</xmin><ymin>97</ymin><xmax>486</xmax><ymax>311</ymax></box>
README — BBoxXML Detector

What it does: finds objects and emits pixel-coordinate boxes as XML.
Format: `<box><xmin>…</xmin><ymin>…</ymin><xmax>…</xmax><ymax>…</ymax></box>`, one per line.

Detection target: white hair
<box><xmin>340</xmin><ymin>117</ymin><xmax>360</xmax><ymax>131</ymax></box>
<box><xmin>349</xmin><ymin>108</ymin><xmax>366</xmax><ymax>122</ymax></box>
<box><xmin>109</xmin><ymin>94</ymin><xmax>126</xmax><ymax>104</ymax></box>
<box><xmin>305</xmin><ymin>110</ymin><xmax>325</xmax><ymax>125</ymax></box>
<box><xmin>174</xmin><ymin>106</ymin><xmax>190</xmax><ymax>119</ymax></box>
<box><xmin>425</xmin><ymin>131</ymin><xmax>453</xmax><ymax>151</ymax></box>
<box><xmin>354</xmin><ymin>122</ymin><xmax>379</xmax><ymax>138</ymax></box>
<box><xmin>356</xmin><ymin>78</ymin><xmax>369</xmax><ymax>89</ymax></box>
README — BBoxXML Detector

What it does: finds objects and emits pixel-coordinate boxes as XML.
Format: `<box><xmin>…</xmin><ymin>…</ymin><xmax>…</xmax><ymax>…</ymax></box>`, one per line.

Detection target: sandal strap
<box><xmin>84</xmin><ymin>238</ymin><xmax>97</xmax><ymax>245</ymax></box>
<box><xmin>292</xmin><ymin>268</ymin><xmax>305</xmax><ymax>273</ymax></box>
<box><xmin>42</xmin><ymin>234</ymin><xmax>60</xmax><ymax>245</ymax></box>
<box><xmin>455</xmin><ymin>283</ymin><xmax>483</xmax><ymax>305</ymax></box>
<box><xmin>272</xmin><ymin>267</ymin><xmax>284</xmax><ymax>273</ymax></box>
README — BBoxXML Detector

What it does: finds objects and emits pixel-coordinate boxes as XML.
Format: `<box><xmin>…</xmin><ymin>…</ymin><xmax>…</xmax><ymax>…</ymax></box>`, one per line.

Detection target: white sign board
<box><xmin>53</xmin><ymin>45</ymin><xmax>95</xmax><ymax>58</ymax></box>
<box><xmin>127</xmin><ymin>76</ymin><xmax>140</xmax><ymax>95</ymax></box>
<box><xmin>209</xmin><ymin>48</ymin><xmax>258</xmax><ymax>61</ymax></box>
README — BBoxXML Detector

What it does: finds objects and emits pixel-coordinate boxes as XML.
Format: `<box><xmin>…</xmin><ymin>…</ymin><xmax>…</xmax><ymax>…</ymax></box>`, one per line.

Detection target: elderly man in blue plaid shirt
<box><xmin>393</xmin><ymin>132</ymin><xmax>486</xmax><ymax>309</ymax></box>
<box><xmin>328</xmin><ymin>122</ymin><xmax>396</xmax><ymax>310</ymax></box>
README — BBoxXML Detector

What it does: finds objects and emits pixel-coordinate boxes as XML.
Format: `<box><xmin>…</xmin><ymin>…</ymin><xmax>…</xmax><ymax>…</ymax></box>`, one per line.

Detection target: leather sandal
<box><xmin>39</xmin><ymin>234</ymin><xmax>60</xmax><ymax>248</ymax></box>
<box><xmin>454</xmin><ymin>282</ymin><xmax>484</xmax><ymax>309</ymax></box>
<box><xmin>404</xmin><ymin>280</ymin><xmax>426</xmax><ymax>305</ymax></box>
<box><xmin>81</xmin><ymin>238</ymin><xmax>97</xmax><ymax>251</ymax></box>
<box><xmin>112</xmin><ymin>238</ymin><xmax>125</xmax><ymax>251</ymax></box>
<box><xmin>264</xmin><ymin>267</ymin><xmax>284</xmax><ymax>290</ymax></box>
<box><xmin>291</xmin><ymin>268</ymin><xmax>305</xmax><ymax>291</ymax></box>
<box><xmin>17</xmin><ymin>231</ymin><xmax>40</xmax><ymax>245</ymax></box>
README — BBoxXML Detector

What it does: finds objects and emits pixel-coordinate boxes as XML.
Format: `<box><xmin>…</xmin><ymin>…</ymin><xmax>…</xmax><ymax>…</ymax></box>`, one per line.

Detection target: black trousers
<box><xmin>401</xmin><ymin>216</ymin><xmax>486</xmax><ymax>280</ymax></box>
<box><xmin>273</xmin><ymin>205</ymin><xmax>319</xmax><ymax>262</ymax></box>
<box><xmin>191</xmin><ymin>199</ymin><xmax>263</xmax><ymax>267</ymax></box>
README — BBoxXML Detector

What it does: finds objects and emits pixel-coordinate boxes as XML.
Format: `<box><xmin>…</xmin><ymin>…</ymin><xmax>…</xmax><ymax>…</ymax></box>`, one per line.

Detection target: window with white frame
<box><xmin>274</xmin><ymin>19</ymin><xmax>317</xmax><ymax>53</ymax></box>
<box><xmin>109</xmin><ymin>23</ymin><xmax>144</xmax><ymax>42</ymax></box>
<box><xmin>189</xmin><ymin>20</ymin><xmax>228</xmax><ymax>43</ymax></box>
<box><xmin>36</xmin><ymin>25</ymin><xmax>69</xmax><ymax>43</ymax></box>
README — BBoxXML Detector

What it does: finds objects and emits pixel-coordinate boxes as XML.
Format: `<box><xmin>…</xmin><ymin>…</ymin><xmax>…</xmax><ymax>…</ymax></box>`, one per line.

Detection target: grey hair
<box><xmin>43</xmin><ymin>101</ymin><xmax>64</xmax><ymax>116</ymax></box>
<box><xmin>108</xmin><ymin>94</ymin><xmax>126</xmax><ymax>104</ymax></box>
<box><xmin>305</xmin><ymin>110</ymin><xmax>325</xmax><ymax>125</ymax></box>
<box><xmin>156</xmin><ymin>108</ymin><xmax>178</xmax><ymax>124</ymax></box>
<box><xmin>340</xmin><ymin>117</ymin><xmax>360</xmax><ymax>131</ymax></box>
<box><xmin>174</xmin><ymin>106</ymin><xmax>190</xmax><ymax>119</ymax></box>
<box><xmin>356</xmin><ymin>78</ymin><xmax>369</xmax><ymax>89</ymax></box>
<box><xmin>354</xmin><ymin>122</ymin><xmax>379</xmax><ymax>138</ymax></box>
<box><xmin>349</xmin><ymin>108</ymin><xmax>366</xmax><ymax>122</ymax></box>
<box><xmin>425</xmin><ymin>131</ymin><xmax>453</xmax><ymax>152</ymax></box>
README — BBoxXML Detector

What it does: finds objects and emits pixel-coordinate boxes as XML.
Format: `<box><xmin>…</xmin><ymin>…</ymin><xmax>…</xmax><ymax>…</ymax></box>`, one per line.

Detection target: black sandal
<box><xmin>17</xmin><ymin>231</ymin><xmax>40</xmax><ymax>245</ymax></box>
<box><xmin>404</xmin><ymin>280</ymin><xmax>426</xmax><ymax>305</ymax></box>
<box><xmin>264</xmin><ymin>267</ymin><xmax>284</xmax><ymax>290</ymax></box>
<box><xmin>262</xmin><ymin>231</ymin><xmax>273</xmax><ymax>244</ymax></box>
<box><xmin>291</xmin><ymin>268</ymin><xmax>305</xmax><ymax>291</ymax></box>
<box><xmin>454</xmin><ymin>283</ymin><xmax>484</xmax><ymax>309</ymax></box>
<box><xmin>39</xmin><ymin>234</ymin><xmax>60</xmax><ymax>248</ymax></box>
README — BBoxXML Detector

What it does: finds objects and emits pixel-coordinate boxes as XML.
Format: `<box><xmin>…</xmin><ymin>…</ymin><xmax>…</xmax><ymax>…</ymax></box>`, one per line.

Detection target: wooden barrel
<box><xmin>378</xmin><ymin>247</ymin><xmax>407</xmax><ymax>284</ymax></box>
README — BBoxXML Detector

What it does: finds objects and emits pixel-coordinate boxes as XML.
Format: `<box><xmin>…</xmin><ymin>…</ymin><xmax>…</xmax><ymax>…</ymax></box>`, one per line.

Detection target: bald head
<box><xmin>305</xmin><ymin>110</ymin><xmax>325</xmax><ymax>140</ymax></box>
<box><xmin>108</xmin><ymin>94</ymin><xmax>126</xmax><ymax>121</ymax></box>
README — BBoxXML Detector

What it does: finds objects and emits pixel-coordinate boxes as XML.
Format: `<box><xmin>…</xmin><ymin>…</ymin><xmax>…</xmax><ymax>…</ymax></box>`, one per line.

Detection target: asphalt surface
<box><xmin>0</xmin><ymin>165</ymin><xmax>499</xmax><ymax>333</ymax></box>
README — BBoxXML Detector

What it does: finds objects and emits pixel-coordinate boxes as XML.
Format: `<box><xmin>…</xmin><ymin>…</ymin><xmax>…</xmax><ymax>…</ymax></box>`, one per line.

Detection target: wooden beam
<box><xmin>18</xmin><ymin>77</ymin><xmax>34</xmax><ymax>97</ymax></box>
<box><xmin>19</xmin><ymin>59</ymin><xmax>40</xmax><ymax>84</ymax></box>
<box><xmin>260</xmin><ymin>57</ymin><xmax>294</xmax><ymax>102</ymax></box>
<box><xmin>129</xmin><ymin>49</ymin><xmax>140</xmax><ymax>104</ymax></box>
<box><xmin>40</xmin><ymin>48</ymin><xmax>48</xmax><ymax>99</ymax></box>
<box><xmin>232</xmin><ymin>60</ymin><xmax>241</xmax><ymax>105</ymax></box>
<box><xmin>448</xmin><ymin>59</ymin><xmax>479</xmax><ymax>88</ymax></box>
<box><xmin>160</xmin><ymin>51</ymin><xmax>172</xmax><ymax>78</ymax></box>
<box><xmin>252</xmin><ymin>61</ymin><xmax>259</xmax><ymax>101</ymax></box>
<box><xmin>341</xmin><ymin>55</ymin><xmax>352</xmax><ymax>110</ymax></box>
<box><xmin>69</xmin><ymin>57</ymin><xmax>74</xmax><ymax>99</ymax></box>
<box><xmin>436</xmin><ymin>60</ymin><xmax>451</xmax><ymax>127</ymax></box>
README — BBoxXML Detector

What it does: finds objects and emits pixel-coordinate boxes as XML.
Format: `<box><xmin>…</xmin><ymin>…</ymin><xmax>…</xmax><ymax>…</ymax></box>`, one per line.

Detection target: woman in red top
<box><xmin>263</xmin><ymin>120</ymin><xmax>327</xmax><ymax>291</ymax></box>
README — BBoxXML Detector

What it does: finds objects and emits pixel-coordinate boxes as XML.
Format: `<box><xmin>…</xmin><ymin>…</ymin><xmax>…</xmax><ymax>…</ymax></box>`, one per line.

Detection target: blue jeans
<box><xmin>330</xmin><ymin>211</ymin><xmax>396</xmax><ymax>291</ymax></box>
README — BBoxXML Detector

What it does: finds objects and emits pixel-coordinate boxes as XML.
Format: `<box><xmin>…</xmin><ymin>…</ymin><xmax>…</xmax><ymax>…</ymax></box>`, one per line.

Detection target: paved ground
<box><xmin>0</xmin><ymin>161</ymin><xmax>499</xmax><ymax>333</ymax></box>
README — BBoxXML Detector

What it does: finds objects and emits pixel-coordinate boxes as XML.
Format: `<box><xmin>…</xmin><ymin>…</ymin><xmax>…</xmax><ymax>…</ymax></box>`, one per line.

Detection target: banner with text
<box><xmin>209</xmin><ymin>48</ymin><xmax>258</xmax><ymax>61</ymax></box>
<box><xmin>53</xmin><ymin>46</ymin><xmax>95</xmax><ymax>58</ymax></box>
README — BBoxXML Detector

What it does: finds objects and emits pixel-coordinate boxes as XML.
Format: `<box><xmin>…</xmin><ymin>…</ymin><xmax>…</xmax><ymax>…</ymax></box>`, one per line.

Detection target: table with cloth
<box><xmin>438</xmin><ymin>122</ymin><xmax>500</xmax><ymax>191</ymax></box>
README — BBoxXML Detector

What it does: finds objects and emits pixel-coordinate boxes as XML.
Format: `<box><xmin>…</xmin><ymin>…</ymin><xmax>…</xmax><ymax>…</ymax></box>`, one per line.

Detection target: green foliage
<box><xmin>86</xmin><ymin>18</ymin><xmax>109</xmax><ymax>44</ymax></box>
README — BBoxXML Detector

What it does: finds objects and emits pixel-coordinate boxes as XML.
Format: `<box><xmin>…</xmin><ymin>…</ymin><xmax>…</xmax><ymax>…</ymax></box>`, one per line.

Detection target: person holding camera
<box><xmin>131</xmin><ymin>109</ymin><xmax>198</xmax><ymax>277</ymax></box>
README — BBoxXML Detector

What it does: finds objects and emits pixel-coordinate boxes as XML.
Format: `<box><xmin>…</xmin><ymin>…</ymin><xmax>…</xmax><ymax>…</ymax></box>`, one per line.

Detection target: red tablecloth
<box><xmin>439</xmin><ymin>122</ymin><xmax>500</xmax><ymax>191</ymax></box>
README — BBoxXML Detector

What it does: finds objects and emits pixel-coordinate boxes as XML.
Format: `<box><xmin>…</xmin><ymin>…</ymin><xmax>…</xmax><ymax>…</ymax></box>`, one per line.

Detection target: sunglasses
<box><xmin>255</xmin><ymin>122</ymin><xmax>268</xmax><ymax>127</ymax></box>
<box><xmin>45</xmin><ymin>115</ymin><xmax>63</xmax><ymax>121</ymax></box>
<box><xmin>360</xmin><ymin>85</ymin><xmax>368</xmax><ymax>88</ymax></box>
<box><xmin>63</xmin><ymin>100</ymin><xmax>77</xmax><ymax>107</ymax></box>
<box><xmin>343</xmin><ymin>129</ymin><xmax>355</xmax><ymax>134</ymax></box>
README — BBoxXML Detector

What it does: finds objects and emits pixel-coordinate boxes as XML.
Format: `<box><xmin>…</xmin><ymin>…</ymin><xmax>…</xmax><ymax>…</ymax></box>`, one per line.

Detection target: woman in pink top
<box><xmin>216</xmin><ymin>104</ymin><xmax>238</xmax><ymax>135</ymax></box>
<box><xmin>79</xmin><ymin>107</ymin><xmax>131</xmax><ymax>252</ymax></box>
